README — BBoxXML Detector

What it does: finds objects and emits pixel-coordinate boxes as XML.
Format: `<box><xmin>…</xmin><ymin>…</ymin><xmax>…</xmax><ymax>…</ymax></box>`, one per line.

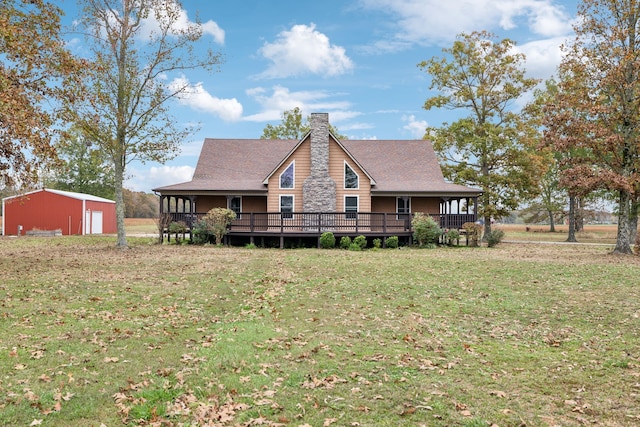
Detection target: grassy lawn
<box><xmin>1</xmin><ymin>235</ymin><xmax>639</xmax><ymax>426</ymax></box>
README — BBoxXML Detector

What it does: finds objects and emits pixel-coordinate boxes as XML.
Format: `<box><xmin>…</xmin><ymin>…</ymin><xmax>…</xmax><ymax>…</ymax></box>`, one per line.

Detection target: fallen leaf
<box><xmin>30</xmin><ymin>420</ymin><xmax>43</xmax><ymax>426</ymax></box>
<box><xmin>490</xmin><ymin>390</ymin><xmax>507</xmax><ymax>398</ymax></box>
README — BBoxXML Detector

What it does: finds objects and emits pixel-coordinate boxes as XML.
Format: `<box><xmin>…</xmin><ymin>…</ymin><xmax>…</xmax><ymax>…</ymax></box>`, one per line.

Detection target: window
<box><xmin>280</xmin><ymin>195</ymin><xmax>294</xmax><ymax>219</ymax></box>
<box><xmin>344</xmin><ymin>162</ymin><xmax>359</xmax><ymax>189</ymax></box>
<box><xmin>397</xmin><ymin>197</ymin><xmax>410</xmax><ymax>220</ymax></box>
<box><xmin>229</xmin><ymin>196</ymin><xmax>241</xmax><ymax>219</ymax></box>
<box><xmin>280</xmin><ymin>161</ymin><xmax>295</xmax><ymax>189</ymax></box>
<box><xmin>345</xmin><ymin>196</ymin><xmax>358</xmax><ymax>219</ymax></box>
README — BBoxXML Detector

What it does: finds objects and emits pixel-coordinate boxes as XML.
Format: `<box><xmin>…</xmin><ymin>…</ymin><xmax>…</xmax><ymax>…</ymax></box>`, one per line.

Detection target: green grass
<box><xmin>0</xmin><ymin>236</ymin><xmax>639</xmax><ymax>426</ymax></box>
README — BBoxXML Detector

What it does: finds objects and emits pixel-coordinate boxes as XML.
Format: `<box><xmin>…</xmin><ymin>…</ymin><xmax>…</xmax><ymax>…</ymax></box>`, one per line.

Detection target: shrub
<box><xmin>245</xmin><ymin>243</ymin><xmax>257</xmax><ymax>249</ymax></box>
<box><xmin>191</xmin><ymin>220</ymin><xmax>213</xmax><ymax>245</ymax></box>
<box><xmin>348</xmin><ymin>242</ymin><xmax>362</xmax><ymax>251</ymax></box>
<box><xmin>168</xmin><ymin>221</ymin><xmax>187</xmax><ymax>243</ymax></box>
<box><xmin>444</xmin><ymin>229</ymin><xmax>460</xmax><ymax>246</ymax></box>
<box><xmin>320</xmin><ymin>232</ymin><xmax>336</xmax><ymax>249</ymax></box>
<box><xmin>339</xmin><ymin>236</ymin><xmax>352</xmax><ymax>249</ymax></box>
<box><xmin>353</xmin><ymin>235</ymin><xmax>367</xmax><ymax>250</ymax></box>
<box><xmin>201</xmin><ymin>208</ymin><xmax>236</xmax><ymax>245</ymax></box>
<box><xmin>462</xmin><ymin>222</ymin><xmax>483</xmax><ymax>247</ymax></box>
<box><xmin>412</xmin><ymin>212</ymin><xmax>442</xmax><ymax>247</ymax></box>
<box><xmin>386</xmin><ymin>236</ymin><xmax>399</xmax><ymax>249</ymax></box>
<box><xmin>486</xmin><ymin>229</ymin><xmax>505</xmax><ymax>247</ymax></box>
<box><xmin>372</xmin><ymin>238</ymin><xmax>382</xmax><ymax>249</ymax></box>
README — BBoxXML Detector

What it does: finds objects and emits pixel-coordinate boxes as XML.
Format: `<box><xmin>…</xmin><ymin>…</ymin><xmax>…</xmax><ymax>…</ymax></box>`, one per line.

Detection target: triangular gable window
<box><xmin>344</xmin><ymin>162</ymin><xmax>359</xmax><ymax>189</ymax></box>
<box><xmin>280</xmin><ymin>161</ymin><xmax>295</xmax><ymax>189</ymax></box>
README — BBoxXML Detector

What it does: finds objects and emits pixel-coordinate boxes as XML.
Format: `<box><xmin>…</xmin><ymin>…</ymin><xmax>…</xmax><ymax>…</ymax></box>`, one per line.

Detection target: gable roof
<box><xmin>2</xmin><ymin>188</ymin><xmax>115</xmax><ymax>204</ymax></box>
<box><xmin>342</xmin><ymin>140</ymin><xmax>478</xmax><ymax>195</ymax></box>
<box><xmin>262</xmin><ymin>132</ymin><xmax>377</xmax><ymax>186</ymax></box>
<box><xmin>153</xmin><ymin>138</ymin><xmax>480</xmax><ymax>196</ymax></box>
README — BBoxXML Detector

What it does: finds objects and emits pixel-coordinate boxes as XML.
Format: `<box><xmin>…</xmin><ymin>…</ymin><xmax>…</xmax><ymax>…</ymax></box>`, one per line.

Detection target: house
<box><xmin>153</xmin><ymin>113</ymin><xmax>481</xmax><ymax>247</ymax></box>
<box><xmin>2</xmin><ymin>188</ymin><xmax>117</xmax><ymax>236</ymax></box>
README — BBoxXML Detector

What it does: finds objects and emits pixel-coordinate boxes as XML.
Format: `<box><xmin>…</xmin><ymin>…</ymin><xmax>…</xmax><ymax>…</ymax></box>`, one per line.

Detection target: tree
<box><xmin>261</xmin><ymin>107</ymin><xmax>348</xmax><ymax>140</ymax></box>
<box><xmin>419</xmin><ymin>31</ymin><xmax>544</xmax><ymax>238</ymax></box>
<box><xmin>46</xmin><ymin>127</ymin><xmax>116</xmax><ymax>199</ymax></box>
<box><xmin>0</xmin><ymin>0</ymin><xmax>84</xmax><ymax>188</ymax></box>
<box><xmin>520</xmin><ymin>158</ymin><xmax>566</xmax><ymax>232</ymax></box>
<box><xmin>122</xmin><ymin>189</ymin><xmax>158</xmax><ymax>217</ymax></box>
<box><xmin>68</xmin><ymin>0</ymin><xmax>222</xmax><ymax>248</ymax></box>
<box><xmin>544</xmin><ymin>0</ymin><xmax>640</xmax><ymax>254</ymax></box>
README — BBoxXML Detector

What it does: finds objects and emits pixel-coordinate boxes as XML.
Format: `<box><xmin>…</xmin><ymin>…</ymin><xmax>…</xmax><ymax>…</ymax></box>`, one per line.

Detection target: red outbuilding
<box><xmin>2</xmin><ymin>188</ymin><xmax>117</xmax><ymax>236</ymax></box>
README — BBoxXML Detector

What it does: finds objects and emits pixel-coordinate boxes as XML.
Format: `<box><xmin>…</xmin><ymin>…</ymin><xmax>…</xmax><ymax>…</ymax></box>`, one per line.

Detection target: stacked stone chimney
<box><xmin>303</xmin><ymin>113</ymin><xmax>336</xmax><ymax>212</ymax></box>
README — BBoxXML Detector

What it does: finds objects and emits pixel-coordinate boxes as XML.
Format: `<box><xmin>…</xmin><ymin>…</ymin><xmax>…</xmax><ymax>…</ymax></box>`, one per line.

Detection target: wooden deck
<box><xmin>163</xmin><ymin>212</ymin><xmax>477</xmax><ymax>247</ymax></box>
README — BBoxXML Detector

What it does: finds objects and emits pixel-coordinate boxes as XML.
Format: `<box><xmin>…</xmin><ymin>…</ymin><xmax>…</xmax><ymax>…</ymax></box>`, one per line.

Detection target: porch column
<box><xmin>442</xmin><ymin>197</ymin><xmax>450</xmax><ymax>229</ymax></box>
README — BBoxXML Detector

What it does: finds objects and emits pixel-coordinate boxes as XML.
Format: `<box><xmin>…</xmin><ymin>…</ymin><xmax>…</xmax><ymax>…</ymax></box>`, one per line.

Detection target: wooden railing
<box><xmin>164</xmin><ymin>212</ymin><xmax>477</xmax><ymax>234</ymax></box>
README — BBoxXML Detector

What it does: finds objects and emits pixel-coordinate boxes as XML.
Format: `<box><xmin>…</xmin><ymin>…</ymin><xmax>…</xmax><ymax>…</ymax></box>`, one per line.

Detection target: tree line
<box><xmin>1</xmin><ymin>0</ymin><xmax>639</xmax><ymax>254</ymax></box>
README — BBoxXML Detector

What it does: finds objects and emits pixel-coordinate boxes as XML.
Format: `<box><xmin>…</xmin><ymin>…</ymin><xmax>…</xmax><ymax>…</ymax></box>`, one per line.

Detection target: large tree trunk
<box><xmin>614</xmin><ymin>190</ymin><xmax>633</xmax><ymax>254</ymax></box>
<box><xmin>548</xmin><ymin>209</ymin><xmax>556</xmax><ymax>232</ymax></box>
<box><xmin>114</xmin><ymin>160</ymin><xmax>128</xmax><ymax>248</ymax></box>
<box><xmin>483</xmin><ymin>215</ymin><xmax>491</xmax><ymax>241</ymax></box>
<box><xmin>566</xmin><ymin>194</ymin><xmax>577</xmax><ymax>242</ymax></box>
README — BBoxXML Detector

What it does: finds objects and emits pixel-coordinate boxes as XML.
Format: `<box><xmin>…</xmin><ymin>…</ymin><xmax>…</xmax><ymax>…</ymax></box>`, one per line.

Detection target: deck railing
<box><xmin>164</xmin><ymin>212</ymin><xmax>476</xmax><ymax>234</ymax></box>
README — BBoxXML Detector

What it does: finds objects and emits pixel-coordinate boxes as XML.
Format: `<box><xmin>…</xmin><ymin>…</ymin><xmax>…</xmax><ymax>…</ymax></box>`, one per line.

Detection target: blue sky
<box><xmin>60</xmin><ymin>0</ymin><xmax>579</xmax><ymax>193</ymax></box>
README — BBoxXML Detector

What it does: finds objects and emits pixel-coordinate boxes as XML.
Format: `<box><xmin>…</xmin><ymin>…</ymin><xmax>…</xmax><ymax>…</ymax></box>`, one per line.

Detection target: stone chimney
<box><xmin>303</xmin><ymin>113</ymin><xmax>336</xmax><ymax>212</ymax></box>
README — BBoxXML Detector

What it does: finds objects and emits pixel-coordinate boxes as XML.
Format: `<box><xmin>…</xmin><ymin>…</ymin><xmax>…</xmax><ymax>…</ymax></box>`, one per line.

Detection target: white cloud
<box><xmin>243</xmin><ymin>85</ymin><xmax>355</xmax><ymax>122</ymax></box>
<box><xmin>256</xmin><ymin>24</ymin><xmax>354</xmax><ymax>79</ymax></box>
<box><xmin>126</xmin><ymin>165</ymin><xmax>194</xmax><ymax>192</ymax></box>
<box><xmin>515</xmin><ymin>36</ymin><xmax>569</xmax><ymax>79</ymax></box>
<box><xmin>402</xmin><ymin>115</ymin><xmax>428</xmax><ymax>139</ymax></box>
<box><xmin>170</xmin><ymin>76</ymin><xmax>243</xmax><ymax>122</ymax></box>
<box><xmin>358</xmin><ymin>0</ymin><xmax>574</xmax><ymax>48</ymax></box>
<box><xmin>140</xmin><ymin>0</ymin><xmax>225</xmax><ymax>44</ymax></box>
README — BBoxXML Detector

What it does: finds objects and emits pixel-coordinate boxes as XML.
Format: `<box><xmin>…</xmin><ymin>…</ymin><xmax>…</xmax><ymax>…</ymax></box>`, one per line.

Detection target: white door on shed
<box><xmin>84</xmin><ymin>210</ymin><xmax>103</xmax><ymax>234</ymax></box>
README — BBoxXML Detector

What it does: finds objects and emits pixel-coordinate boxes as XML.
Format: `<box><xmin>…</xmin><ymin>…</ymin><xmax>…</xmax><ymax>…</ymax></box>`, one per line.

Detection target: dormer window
<box><xmin>344</xmin><ymin>162</ymin><xmax>359</xmax><ymax>189</ymax></box>
<box><xmin>280</xmin><ymin>161</ymin><xmax>295</xmax><ymax>189</ymax></box>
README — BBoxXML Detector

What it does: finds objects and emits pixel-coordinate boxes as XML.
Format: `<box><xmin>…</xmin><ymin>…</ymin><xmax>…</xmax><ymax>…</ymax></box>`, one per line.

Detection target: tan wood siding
<box><xmin>329</xmin><ymin>140</ymin><xmax>371</xmax><ymax>212</ymax></box>
<box><xmin>412</xmin><ymin>198</ymin><xmax>440</xmax><ymax>215</ymax></box>
<box><xmin>242</xmin><ymin>196</ymin><xmax>267</xmax><ymax>212</ymax></box>
<box><xmin>197</xmin><ymin>196</ymin><xmax>226</xmax><ymax>212</ymax></box>
<box><xmin>267</xmin><ymin>138</ymin><xmax>311</xmax><ymax>212</ymax></box>
<box><xmin>371</xmin><ymin>197</ymin><xmax>395</xmax><ymax>213</ymax></box>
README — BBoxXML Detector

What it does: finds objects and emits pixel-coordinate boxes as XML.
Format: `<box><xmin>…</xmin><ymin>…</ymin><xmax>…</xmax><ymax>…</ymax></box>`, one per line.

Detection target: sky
<box><xmin>59</xmin><ymin>0</ymin><xmax>580</xmax><ymax>193</ymax></box>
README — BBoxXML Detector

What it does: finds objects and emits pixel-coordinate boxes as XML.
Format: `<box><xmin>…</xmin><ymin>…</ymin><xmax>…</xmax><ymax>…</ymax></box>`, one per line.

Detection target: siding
<box><xmin>329</xmin><ymin>140</ymin><xmax>371</xmax><ymax>212</ymax></box>
<box><xmin>267</xmin><ymin>138</ymin><xmax>310</xmax><ymax>212</ymax></box>
<box><xmin>196</xmin><ymin>196</ymin><xmax>227</xmax><ymax>213</ymax></box>
<box><xmin>2</xmin><ymin>190</ymin><xmax>116</xmax><ymax>236</ymax></box>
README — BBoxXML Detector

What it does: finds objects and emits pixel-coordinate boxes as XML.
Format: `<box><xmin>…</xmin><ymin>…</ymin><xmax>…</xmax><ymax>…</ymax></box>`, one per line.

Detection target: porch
<box><xmin>163</xmin><ymin>211</ymin><xmax>477</xmax><ymax>248</ymax></box>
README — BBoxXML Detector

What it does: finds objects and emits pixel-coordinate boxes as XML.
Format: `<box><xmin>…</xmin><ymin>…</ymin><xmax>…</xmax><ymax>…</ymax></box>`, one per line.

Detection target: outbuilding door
<box><xmin>84</xmin><ymin>210</ymin><xmax>103</xmax><ymax>234</ymax></box>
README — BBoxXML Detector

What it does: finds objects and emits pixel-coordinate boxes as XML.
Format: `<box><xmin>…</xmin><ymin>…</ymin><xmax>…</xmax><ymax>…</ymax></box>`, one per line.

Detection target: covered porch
<box><xmin>158</xmin><ymin>193</ymin><xmax>478</xmax><ymax>247</ymax></box>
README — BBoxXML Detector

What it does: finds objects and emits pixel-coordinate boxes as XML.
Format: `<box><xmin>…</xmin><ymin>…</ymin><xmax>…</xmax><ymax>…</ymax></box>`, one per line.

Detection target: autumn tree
<box><xmin>545</xmin><ymin>0</ymin><xmax>640</xmax><ymax>254</ymax></box>
<box><xmin>68</xmin><ymin>0</ymin><xmax>222</xmax><ymax>247</ymax></box>
<box><xmin>0</xmin><ymin>0</ymin><xmax>84</xmax><ymax>188</ymax></box>
<box><xmin>45</xmin><ymin>127</ymin><xmax>116</xmax><ymax>200</ymax></box>
<box><xmin>122</xmin><ymin>189</ymin><xmax>158</xmax><ymax>218</ymax></box>
<box><xmin>419</xmin><ymin>31</ymin><xmax>543</xmax><ymax>237</ymax></box>
<box><xmin>261</xmin><ymin>107</ymin><xmax>347</xmax><ymax>140</ymax></box>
